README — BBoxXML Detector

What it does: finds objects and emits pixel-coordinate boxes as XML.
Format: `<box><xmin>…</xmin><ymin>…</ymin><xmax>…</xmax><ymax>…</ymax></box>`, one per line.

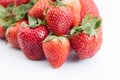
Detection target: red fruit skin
<box><xmin>43</xmin><ymin>37</ymin><xmax>70</xmax><ymax>68</ymax></box>
<box><xmin>46</xmin><ymin>6</ymin><xmax>73</xmax><ymax>36</ymax></box>
<box><xmin>80</xmin><ymin>0</ymin><xmax>100</xmax><ymax>23</ymax></box>
<box><xmin>70</xmin><ymin>28</ymin><xmax>102</xmax><ymax>60</ymax></box>
<box><xmin>62</xmin><ymin>0</ymin><xmax>81</xmax><ymax>26</ymax></box>
<box><xmin>0</xmin><ymin>0</ymin><xmax>14</xmax><ymax>7</ymax></box>
<box><xmin>0</xmin><ymin>25</ymin><xmax>6</xmax><ymax>39</ymax></box>
<box><xmin>6</xmin><ymin>20</ymin><xmax>28</xmax><ymax>48</ymax></box>
<box><xmin>28</xmin><ymin>0</ymin><xmax>53</xmax><ymax>19</ymax></box>
<box><xmin>14</xmin><ymin>0</ymin><xmax>29</xmax><ymax>6</ymax></box>
<box><xmin>18</xmin><ymin>26</ymin><xmax>49</xmax><ymax>60</ymax></box>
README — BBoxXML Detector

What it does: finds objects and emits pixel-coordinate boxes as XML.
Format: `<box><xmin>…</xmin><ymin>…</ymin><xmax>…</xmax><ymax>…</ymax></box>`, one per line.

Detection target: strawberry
<box><xmin>79</xmin><ymin>0</ymin><xmax>100</xmax><ymax>23</ymax></box>
<box><xmin>17</xmin><ymin>16</ymin><xmax>49</xmax><ymax>60</ymax></box>
<box><xmin>6</xmin><ymin>20</ymin><xmax>28</xmax><ymax>48</ymax></box>
<box><xmin>70</xmin><ymin>14</ymin><xmax>102</xmax><ymax>60</ymax></box>
<box><xmin>0</xmin><ymin>0</ymin><xmax>14</xmax><ymax>7</ymax></box>
<box><xmin>46</xmin><ymin>6</ymin><xmax>73</xmax><ymax>36</ymax></box>
<box><xmin>62</xmin><ymin>0</ymin><xmax>81</xmax><ymax>26</ymax></box>
<box><xmin>43</xmin><ymin>36</ymin><xmax>70</xmax><ymax>68</ymax></box>
<box><xmin>0</xmin><ymin>25</ymin><xmax>6</xmax><ymax>38</ymax></box>
<box><xmin>28</xmin><ymin>0</ymin><xmax>53</xmax><ymax>19</ymax></box>
<box><xmin>14</xmin><ymin>0</ymin><xmax>30</xmax><ymax>6</ymax></box>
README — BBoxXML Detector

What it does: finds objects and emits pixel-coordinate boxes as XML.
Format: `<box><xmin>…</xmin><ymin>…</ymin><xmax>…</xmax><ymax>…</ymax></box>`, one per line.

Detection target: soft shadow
<box><xmin>67</xmin><ymin>49</ymin><xmax>80</xmax><ymax>62</ymax></box>
<box><xmin>7</xmin><ymin>44</ymin><xmax>21</xmax><ymax>51</ymax></box>
<box><xmin>0</xmin><ymin>38</ymin><xmax>6</xmax><ymax>42</ymax></box>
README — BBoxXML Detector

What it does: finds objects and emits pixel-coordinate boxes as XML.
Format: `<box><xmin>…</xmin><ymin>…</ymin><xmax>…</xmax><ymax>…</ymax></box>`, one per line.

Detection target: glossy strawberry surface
<box><xmin>7</xmin><ymin>20</ymin><xmax>28</xmax><ymax>48</ymax></box>
<box><xmin>0</xmin><ymin>25</ymin><xmax>6</xmax><ymax>38</ymax></box>
<box><xmin>62</xmin><ymin>0</ymin><xmax>81</xmax><ymax>26</ymax></box>
<box><xmin>43</xmin><ymin>36</ymin><xmax>70</xmax><ymax>68</ymax></box>
<box><xmin>80</xmin><ymin>0</ymin><xmax>100</xmax><ymax>23</ymax></box>
<box><xmin>70</xmin><ymin>28</ymin><xmax>102</xmax><ymax>59</ymax></box>
<box><xmin>18</xmin><ymin>26</ymin><xmax>49</xmax><ymax>60</ymax></box>
<box><xmin>46</xmin><ymin>6</ymin><xmax>73</xmax><ymax>36</ymax></box>
<box><xmin>28</xmin><ymin>0</ymin><xmax>53</xmax><ymax>19</ymax></box>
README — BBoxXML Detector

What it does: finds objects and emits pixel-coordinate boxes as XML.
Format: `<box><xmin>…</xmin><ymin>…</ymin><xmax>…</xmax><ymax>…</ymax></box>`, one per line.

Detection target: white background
<box><xmin>0</xmin><ymin>0</ymin><xmax>120</xmax><ymax>80</ymax></box>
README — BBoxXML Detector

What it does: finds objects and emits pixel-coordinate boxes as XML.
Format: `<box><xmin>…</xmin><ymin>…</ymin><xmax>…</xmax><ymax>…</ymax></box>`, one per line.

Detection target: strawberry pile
<box><xmin>0</xmin><ymin>0</ymin><xmax>102</xmax><ymax>69</ymax></box>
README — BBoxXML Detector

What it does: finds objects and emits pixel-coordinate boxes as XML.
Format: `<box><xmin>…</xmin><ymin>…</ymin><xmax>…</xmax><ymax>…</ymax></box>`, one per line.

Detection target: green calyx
<box><xmin>0</xmin><ymin>5</ymin><xmax>16</xmax><ymax>29</ymax></box>
<box><xmin>0</xmin><ymin>0</ymin><xmax>35</xmax><ymax>29</ymax></box>
<box><xmin>14</xmin><ymin>1</ymin><xmax>35</xmax><ymax>21</ymax></box>
<box><xmin>43</xmin><ymin>35</ymin><xmax>57</xmax><ymax>42</ymax></box>
<box><xmin>0</xmin><ymin>4</ymin><xmax>14</xmax><ymax>19</ymax></box>
<box><xmin>49</xmin><ymin>0</ymin><xmax>66</xmax><ymax>7</ymax></box>
<box><xmin>70</xmin><ymin>14</ymin><xmax>102</xmax><ymax>37</ymax></box>
<box><xmin>6</xmin><ymin>26</ymin><xmax>11</xmax><ymax>36</ymax></box>
<box><xmin>28</xmin><ymin>16</ymin><xmax>46</xmax><ymax>28</ymax></box>
<box><xmin>54</xmin><ymin>0</ymin><xmax>66</xmax><ymax>6</ymax></box>
<box><xmin>30</xmin><ymin>0</ymin><xmax>38</xmax><ymax>4</ymax></box>
<box><xmin>43</xmin><ymin>34</ymin><xmax>65</xmax><ymax>43</ymax></box>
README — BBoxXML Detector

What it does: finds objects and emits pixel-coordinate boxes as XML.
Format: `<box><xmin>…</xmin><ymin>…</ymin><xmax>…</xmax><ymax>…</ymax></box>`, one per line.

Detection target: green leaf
<box><xmin>14</xmin><ymin>3</ymin><xmax>33</xmax><ymax>21</ymax></box>
<box><xmin>43</xmin><ymin>35</ymin><xmax>57</xmax><ymax>42</ymax></box>
<box><xmin>14</xmin><ymin>5</ymin><xmax>25</xmax><ymax>15</ymax></box>
<box><xmin>55</xmin><ymin>0</ymin><xmax>66</xmax><ymax>6</ymax></box>
<box><xmin>70</xmin><ymin>27</ymin><xmax>76</xmax><ymax>35</ymax></box>
<box><xmin>28</xmin><ymin>16</ymin><xmax>37</xmax><ymax>28</ymax></box>
<box><xmin>70</xmin><ymin>27</ymin><xmax>81</xmax><ymax>35</ymax></box>
<box><xmin>0</xmin><ymin>15</ymin><xmax>16</xmax><ymax>29</ymax></box>
<box><xmin>0</xmin><ymin>5</ymin><xmax>11</xmax><ymax>18</ymax></box>
<box><xmin>83</xmin><ymin>23</ymin><xmax>96</xmax><ymax>36</ymax></box>
<box><xmin>95</xmin><ymin>19</ymin><xmax>102</xmax><ymax>29</ymax></box>
<box><xmin>21</xmin><ymin>22</ymin><xmax>28</xmax><ymax>27</ymax></box>
<box><xmin>0</xmin><ymin>5</ymin><xmax>6</xmax><ymax>13</ymax></box>
<box><xmin>6</xmin><ymin>27</ymin><xmax>10</xmax><ymax>36</ymax></box>
<box><xmin>37</xmin><ymin>19</ymin><xmax>43</xmax><ymax>25</ymax></box>
<box><xmin>14</xmin><ymin>5</ymin><xmax>26</xmax><ymax>20</ymax></box>
<box><xmin>24</xmin><ymin>4</ymin><xmax>33</xmax><ymax>10</ymax></box>
<box><xmin>82</xmin><ymin>23</ymin><xmax>91</xmax><ymax>30</ymax></box>
<box><xmin>42</xmin><ymin>20</ymin><xmax>47</xmax><ymax>25</ymax></box>
<box><xmin>58</xmin><ymin>36</ymin><xmax>63</xmax><ymax>41</ymax></box>
<box><xmin>89</xmin><ymin>16</ymin><xmax>97</xmax><ymax>26</ymax></box>
<box><xmin>0</xmin><ymin>5</ymin><xmax>7</xmax><ymax>18</ymax></box>
<box><xmin>80</xmin><ymin>14</ymin><xmax>102</xmax><ymax>37</ymax></box>
<box><xmin>81</xmin><ymin>14</ymin><xmax>90</xmax><ymax>26</ymax></box>
<box><xmin>30</xmin><ymin>0</ymin><xmax>38</xmax><ymax>4</ymax></box>
<box><xmin>6</xmin><ymin>4</ymin><xmax>15</xmax><ymax>12</ymax></box>
<box><xmin>0</xmin><ymin>12</ymin><xmax>6</xmax><ymax>18</ymax></box>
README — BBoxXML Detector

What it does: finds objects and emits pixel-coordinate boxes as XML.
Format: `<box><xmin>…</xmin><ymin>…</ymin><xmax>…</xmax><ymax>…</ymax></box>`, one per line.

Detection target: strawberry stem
<box><xmin>28</xmin><ymin>16</ymin><xmax>47</xmax><ymax>28</ymax></box>
<box><xmin>54</xmin><ymin>0</ymin><xmax>66</xmax><ymax>6</ymax></box>
<box><xmin>70</xmin><ymin>14</ymin><xmax>102</xmax><ymax>37</ymax></box>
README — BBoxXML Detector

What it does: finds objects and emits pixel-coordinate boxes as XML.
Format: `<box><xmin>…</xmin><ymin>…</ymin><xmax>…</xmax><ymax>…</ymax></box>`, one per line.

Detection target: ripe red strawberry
<box><xmin>14</xmin><ymin>0</ymin><xmax>30</xmax><ymax>6</ymax></box>
<box><xmin>70</xmin><ymin>14</ymin><xmax>102</xmax><ymax>60</ymax></box>
<box><xmin>79</xmin><ymin>0</ymin><xmax>100</xmax><ymax>23</ymax></box>
<box><xmin>43</xmin><ymin>36</ymin><xmax>70</xmax><ymax>68</ymax></box>
<box><xmin>0</xmin><ymin>25</ymin><xmax>6</xmax><ymax>38</ymax></box>
<box><xmin>46</xmin><ymin>6</ymin><xmax>73</xmax><ymax>36</ymax></box>
<box><xmin>0</xmin><ymin>0</ymin><xmax>14</xmax><ymax>7</ymax></box>
<box><xmin>6</xmin><ymin>20</ymin><xmax>28</xmax><ymax>48</ymax></box>
<box><xmin>18</xmin><ymin>17</ymin><xmax>49</xmax><ymax>60</ymax></box>
<box><xmin>28</xmin><ymin>0</ymin><xmax>53</xmax><ymax>19</ymax></box>
<box><xmin>62</xmin><ymin>0</ymin><xmax>81</xmax><ymax>26</ymax></box>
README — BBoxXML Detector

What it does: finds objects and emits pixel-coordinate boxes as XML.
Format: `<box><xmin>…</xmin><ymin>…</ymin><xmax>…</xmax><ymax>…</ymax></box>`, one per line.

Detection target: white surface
<box><xmin>0</xmin><ymin>0</ymin><xmax>120</xmax><ymax>80</ymax></box>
